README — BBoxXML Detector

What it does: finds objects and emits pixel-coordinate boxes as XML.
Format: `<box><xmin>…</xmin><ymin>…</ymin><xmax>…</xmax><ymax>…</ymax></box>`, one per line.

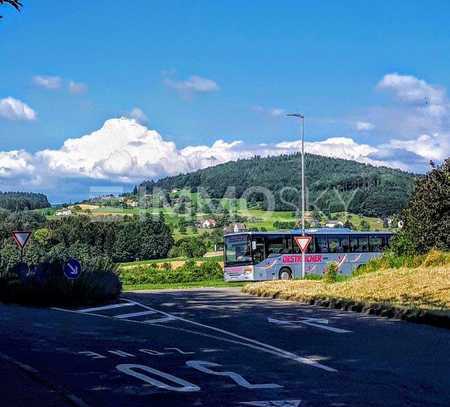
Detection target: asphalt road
<box><xmin>0</xmin><ymin>288</ymin><xmax>449</xmax><ymax>407</ymax></box>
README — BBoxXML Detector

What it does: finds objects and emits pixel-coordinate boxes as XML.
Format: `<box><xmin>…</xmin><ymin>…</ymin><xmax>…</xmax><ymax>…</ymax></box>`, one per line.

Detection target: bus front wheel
<box><xmin>279</xmin><ymin>268</ymin><xmax>292</xmax><ymax>280</ymax></box>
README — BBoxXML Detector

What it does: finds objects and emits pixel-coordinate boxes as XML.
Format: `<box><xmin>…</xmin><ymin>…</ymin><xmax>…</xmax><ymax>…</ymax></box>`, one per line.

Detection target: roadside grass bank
<box><xmin>124</xmin><ymin>280</ymin><xmax>245</xmax><ymax>291</ymax></box>
<box><xmin>117</xmin><ymin>255</ymin><xmax>223</xmax><ymax>271</ymax></box>
<box><xmin>242</xmin><ymin>251</ymin><xmax>450</xmax><ymax>328</ymax></box>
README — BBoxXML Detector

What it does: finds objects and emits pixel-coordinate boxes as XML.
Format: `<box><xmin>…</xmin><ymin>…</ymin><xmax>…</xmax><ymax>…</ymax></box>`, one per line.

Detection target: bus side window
<box><xmin>328</xmin><ymin>237</ymin><xmax>339</xmax><ymax>253</ymax></box>
<box><xmin>306</xmin><ymin>235</ymin><xmax>316</xmax><ymax>253</ymax></box>
<box><xmin>328</xmin><ymin>235</ymin><xmax>348</xmax><ymax>253</ymax></box>
<box><xmin>266</xmin><ymin>235</ymin><xmax>284</xmax><ymax>257</ymax></box>
<box><xmin>315</xmin><ymin>235</ymin><xmax>328</xmax><ymax>253</ymax></box>
<box><xmin>369</xmin><ymin>235</ymin><xmax>383</xmax><ymax>252</ymax></box>
<box><xmin>358</xmin><ymin>235</ymin><xmax>369</xmax><ymax>252</ymax></box>
<box><xmin>291</xmin><ymin>237</ymin><xmax>301</xmax><ymax>254</ymax></box>
<box><xmin>350</xmin><ymin>237</ymin><xmax>359</xmax><ymax>252</ymax></box>
<box><xmin>340</xmin><ymin>235</ymin><xmax>350</xmax><ymax>253</ymax></box>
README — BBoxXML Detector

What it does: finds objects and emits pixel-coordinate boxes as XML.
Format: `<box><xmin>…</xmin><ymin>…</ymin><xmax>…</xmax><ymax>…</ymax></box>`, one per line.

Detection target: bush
<box><xmin>324</xmin><ymin>262</ymin><xmax>338</xmax><ymax>283</ymax></box>
<box><xmin>119</xmin><ymin>260</ymin><xmax>223</xmax><ymax>286</ymax></box>
<box><xmin>352</xmin><ymin>250</ymin><xmax>449</xmax><ymax>277</ymax></box>
<box><xmin>0</xmin><ymin>260</ymin><xmax>121</xmax><ymax>306</ymax></box>
<box><xmin>422</xmin><ymin>249</ymin><xmax>449</xmax><ymax>267</ymax></box>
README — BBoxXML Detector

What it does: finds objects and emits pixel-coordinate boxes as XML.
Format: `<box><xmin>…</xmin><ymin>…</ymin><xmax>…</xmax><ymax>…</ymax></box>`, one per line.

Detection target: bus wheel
<box><xmin>279</xmin><ymin>268</ymin><xmax>292</xmax><ymax>280</ymax></box>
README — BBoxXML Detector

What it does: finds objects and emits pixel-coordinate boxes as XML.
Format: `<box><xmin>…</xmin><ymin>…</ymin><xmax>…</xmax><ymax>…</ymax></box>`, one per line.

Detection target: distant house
<box><xmin>55</xmin><ymin>208</ymin><xmax>72</xmax><ymax>217</ymax></box>
<box><xmin>124</xmin><ymin>199</ymin><xmax>138</xmax><ymax>208</ymax></box>
<box><xmin>324</xmin><ymin>220</ymin><xmax>344</xmax><ymax>228</ymax></box>
<box><xmin>224</xmin><ymin>223</ymin><xmax>247</xmax><ymax>234</ymax></box>
<box><xmin>200</xmin><ymin>219</ymin><xmax>217</xmax><ymax>229</ymax></box>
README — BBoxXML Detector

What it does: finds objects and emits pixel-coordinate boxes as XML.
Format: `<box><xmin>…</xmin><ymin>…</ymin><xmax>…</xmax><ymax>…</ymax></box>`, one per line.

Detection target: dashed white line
<box><xmin>78</xmin><ymin>302</ymin><xmax>134</xmax><ymax>313</ymax></box>
<box><xmin>115</xmin><ymin>310</ymin><xmax>157</xmax><ymax>319</ymax></box>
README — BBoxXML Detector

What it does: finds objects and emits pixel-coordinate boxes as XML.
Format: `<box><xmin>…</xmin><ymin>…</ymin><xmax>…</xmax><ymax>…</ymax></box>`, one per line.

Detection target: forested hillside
<box><xmin>0</xmin><ymin>192</ymin><xmax>50</xmax><ymax>211</ymax></box>
<box><xmin>141</xmin><ymin>153</ymin><xmax>416</xmax><ymax>217</ymax></box>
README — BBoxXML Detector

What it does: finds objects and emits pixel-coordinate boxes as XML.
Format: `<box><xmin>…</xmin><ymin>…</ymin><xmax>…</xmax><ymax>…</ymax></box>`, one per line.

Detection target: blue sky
<box><xmin>1</xmin><ymin>1</ymin><xmax>449</xmax><ymax>202</ymax></box>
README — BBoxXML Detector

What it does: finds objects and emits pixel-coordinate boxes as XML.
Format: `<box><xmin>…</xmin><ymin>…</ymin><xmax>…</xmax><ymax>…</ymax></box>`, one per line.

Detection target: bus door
<box><xmin>251</xmin><ymin>237</ymin><xmax>266</xmax><ymax>265</ymax></box>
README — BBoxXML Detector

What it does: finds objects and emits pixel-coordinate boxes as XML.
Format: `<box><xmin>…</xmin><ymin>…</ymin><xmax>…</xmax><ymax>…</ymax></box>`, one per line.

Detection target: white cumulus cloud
<box><xmin>0</xmin><ymin>117</ymin><xmax>407</xmax><ymax>195</ymax></box>
<box><xmin>33</xmin><ymin>75</ymin><xmax>62</xmax><ymax>90</ymax></box>
<box><xmin>377</xmin><ymin>73</ymin><xmax>445</xmax><ymax>105</ymax></box>
<box><xmin>164</xmin><ymin>75</ymin><xmax>220</xmax><ymax>94</ymax></box>
<box><xmin>0</xmin><ymin>97</ymin><xmax>37</xmax><ymax>121</ymax></box>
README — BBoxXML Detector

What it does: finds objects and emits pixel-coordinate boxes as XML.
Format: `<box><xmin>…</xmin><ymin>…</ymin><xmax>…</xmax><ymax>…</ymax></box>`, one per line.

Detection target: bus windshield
<box><xmin>224</xmin><ymin>235</ymin><xmax>252</xmax><ymax>266</ymax></box>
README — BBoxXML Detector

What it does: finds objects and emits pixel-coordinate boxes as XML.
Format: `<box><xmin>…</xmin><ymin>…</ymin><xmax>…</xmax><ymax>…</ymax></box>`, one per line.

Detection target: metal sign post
<box><xmin>287</xmin><ymin>113</ymin><xmax>306</xmax><ymax>278</ymax></box>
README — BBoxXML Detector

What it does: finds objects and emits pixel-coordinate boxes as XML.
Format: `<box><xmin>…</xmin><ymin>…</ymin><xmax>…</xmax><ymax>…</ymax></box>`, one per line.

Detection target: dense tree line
<box><xmin>0</xmin><ymin>212</ymin><xmax>174</xmax><ymax>269</ymax></box>
<box><xmin>0</xmin><ymin>192</ymin><xmax>50</xmax><ymax>211</ymax></box>
<box><xmin>141</xmin><ymin>153</ymin><xmax>416</xmax><ymax>217</ymax></box>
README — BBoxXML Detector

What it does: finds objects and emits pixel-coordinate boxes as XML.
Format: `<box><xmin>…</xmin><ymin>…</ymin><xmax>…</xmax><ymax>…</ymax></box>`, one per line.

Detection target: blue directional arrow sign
<box><xmin>63</xmin><ymin>258</ymin><xmax>82</xmax><ymax>280</ymax></box>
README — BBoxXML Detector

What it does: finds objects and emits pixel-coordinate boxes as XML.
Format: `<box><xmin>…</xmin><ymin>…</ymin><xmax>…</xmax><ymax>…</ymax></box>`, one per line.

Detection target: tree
<box><xmin>399</xmin><ymin>159</ymin><xmax>450</xmax><ymax>253</ymax></box>
<box><xmin>0</xmin><ymin>0</ymin><xmax>22</xmax><ymax>18</ymax></box>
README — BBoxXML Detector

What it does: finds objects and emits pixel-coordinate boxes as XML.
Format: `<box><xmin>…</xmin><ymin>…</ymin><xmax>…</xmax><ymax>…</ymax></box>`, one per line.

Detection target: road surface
<box><xmin>0</xmin><ymin>287</ymin><xmax>449</xmax><ymax>406</ymax></box>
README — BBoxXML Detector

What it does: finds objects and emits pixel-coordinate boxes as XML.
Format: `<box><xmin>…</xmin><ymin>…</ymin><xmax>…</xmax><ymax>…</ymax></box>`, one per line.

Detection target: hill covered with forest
<box><xmin>141</xmin><ymin>153</ymin><xmax>416</xmax><ymax>217</ymax></box>
<box><xmin>0</xmin><ymin>192</ymin><xmax>50</xmax><ymax>211</ymax></box>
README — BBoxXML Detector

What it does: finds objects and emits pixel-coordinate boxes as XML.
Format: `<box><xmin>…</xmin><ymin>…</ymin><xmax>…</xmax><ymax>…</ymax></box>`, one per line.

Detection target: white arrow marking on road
<box><xmin>240</xmin><ymin>400</ymin><xmax>301</xmax><ymax>407</ymax></box>
<box><xmin>267</xmin><ymin>317</ymin><xmax>351</xmax><ymax>333</ymax></box>
<box><xmin>267</xmin><ymin>317</ymin><xmax>301</xmax><ymax>326</ymax></box>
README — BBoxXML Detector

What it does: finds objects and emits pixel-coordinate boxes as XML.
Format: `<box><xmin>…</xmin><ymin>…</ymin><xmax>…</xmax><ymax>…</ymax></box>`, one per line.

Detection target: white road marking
<box><xmin>121</xmin><ymin>299</ymin><xmax>338</xmax><ymax>372</ymax></box>
<box><xmin>78</xmin><ymin>351</ymin><xmax>107</xmax><ymax>359</ymax></box>
<box><xmin>240</xmin><ymin>400</ymin><xmax>302</xmax><ymax>406</ymax></box>
<box><xmin>143</xmin><ymin>316</ymin><xmax>176</xmax><ymax>324</ymax></box>
<box><xmin>116</xmin><ymin>364</ymin><xmax>200</xmax><ymax>392</ymax></box>
<box><xmin>268</xmin><ymin>317</ymin><xmax>352</xmax><ymax>334</ymax></box>
<box><xmin>52</xmin><ymin>299</ymin><xmax>338</xmax><ymax>372</ymax></box>
<box><xmin>77</xmin><ymin>302</ymin><xmax>135</xmax><ymax>313</ymax></box>
<box><xmin>165</xmin><ymin>347</ymin><xmax>195</xmax><ymax>355</ymax></box>
<box><xmin>186</xmin><ymin>360</ymin><xmax>281</xmax><ymax>389</ymax></box>
<box><xmin>115</xmin><ymin>310</ymin><xmax>157</xmax><ymax>319</ymax></box>
<box><xmin>108</xmin><ymin>350</ymin><xmax>136</xmax><ymax>357</ymax></box>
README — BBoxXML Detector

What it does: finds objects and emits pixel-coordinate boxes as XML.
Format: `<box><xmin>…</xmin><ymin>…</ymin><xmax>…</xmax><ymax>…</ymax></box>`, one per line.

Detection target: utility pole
<box><xmin>287</xmin><ymin>113</ymin><xmax>306</xmax><ymax>278</ymax></box>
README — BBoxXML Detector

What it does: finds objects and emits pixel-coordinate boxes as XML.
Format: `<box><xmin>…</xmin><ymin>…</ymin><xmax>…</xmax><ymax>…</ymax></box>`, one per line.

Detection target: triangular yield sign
<box><xmin>12</xmin><ymin>231</ymin><xmax>32</xmax><ymax>249</ymax></box>
<box><xmin>294</xmin><ymin>236</ymin><xmax>312</xmax><ymax>253</ymax></box>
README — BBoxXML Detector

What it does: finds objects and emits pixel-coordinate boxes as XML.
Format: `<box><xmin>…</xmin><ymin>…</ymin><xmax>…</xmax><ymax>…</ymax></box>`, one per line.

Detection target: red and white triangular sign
<box><xmin>294</xmin><ymin>236</ymin><xmax>312</xmax><ymax>253</ymax></box>
<box><xmin>12</xmin><ymin>231</ymin><xmax>32</xmax><ymax>249</ymax></box>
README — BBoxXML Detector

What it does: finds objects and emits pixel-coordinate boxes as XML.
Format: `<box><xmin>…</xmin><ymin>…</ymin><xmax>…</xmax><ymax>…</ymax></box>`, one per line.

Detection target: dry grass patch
<box><xmin>243</xmin><ymin>265</ymin><xmax>450</xmax><ymax>312</ymax></box>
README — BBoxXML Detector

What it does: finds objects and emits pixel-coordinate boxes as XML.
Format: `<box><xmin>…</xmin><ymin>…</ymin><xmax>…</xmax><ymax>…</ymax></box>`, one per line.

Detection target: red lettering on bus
<box><xmin>282</xmin><ymin>255</ymin><xmax>322</xmax><ymax>264</ymax></box>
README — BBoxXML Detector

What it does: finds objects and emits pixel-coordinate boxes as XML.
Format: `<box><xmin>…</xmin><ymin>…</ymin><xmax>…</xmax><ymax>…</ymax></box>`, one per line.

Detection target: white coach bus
<box><xmin>223</xmin><ymin>228</ymin><xmax>394</xmax><ymax>281</ymax></box>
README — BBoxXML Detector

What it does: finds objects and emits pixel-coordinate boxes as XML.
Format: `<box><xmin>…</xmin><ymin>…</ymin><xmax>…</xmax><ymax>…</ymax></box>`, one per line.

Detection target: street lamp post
<box><xmin>287</xmin><ymin>113</ymin><xmax>306</xmax><ymax>278</ymax></box>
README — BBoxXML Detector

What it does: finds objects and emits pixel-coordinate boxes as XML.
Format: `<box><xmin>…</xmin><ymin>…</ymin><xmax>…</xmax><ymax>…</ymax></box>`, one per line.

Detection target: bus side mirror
<box><xmin>252</xmin><ymin>241</ymin><xmax>257</xmax><ymax>250</ymax></box>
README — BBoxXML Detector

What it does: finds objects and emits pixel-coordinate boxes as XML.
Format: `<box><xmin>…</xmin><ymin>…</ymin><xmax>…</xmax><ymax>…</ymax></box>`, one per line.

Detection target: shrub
<box><xmin>0</xmin><ymin>261</ymin><xmax>121</xmax><ymax>306</ymax></box>
<box><xmin>324</xmin><ymin>262</ymin><xmax>338</xmax><ymax>283</ymax></box>
<box><xmin>119</xmin><ymin>260</ymin><xmax>223</xmax><ymax>286</ymax></box>
<box><xmin>422</xmin><ymin>249</ymin><xmax>449</xmax><ymax>267</ymax></box>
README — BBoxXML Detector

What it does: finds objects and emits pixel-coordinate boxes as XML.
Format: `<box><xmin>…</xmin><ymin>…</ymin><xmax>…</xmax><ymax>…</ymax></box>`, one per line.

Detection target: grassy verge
<box><xmin>124</xmin><ymin>280</ymin><xmax>246</xmax><ymax>291</ymax></box>
<box><xmin>242</xmin><ymin>255</ymin><xmax>450</xmax><ymax>328</ymax></box>
<box><xmin>117</xmin><ymin>255</ymin><xmax>223</xmax><ymax>271</ymax></box>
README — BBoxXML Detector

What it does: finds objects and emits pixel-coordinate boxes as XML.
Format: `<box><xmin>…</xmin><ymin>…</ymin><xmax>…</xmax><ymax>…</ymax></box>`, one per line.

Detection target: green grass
<box><xmin>117</xmin><ymin>255</ymin><xmax>223</xmax><ymax>269</ymax></box>
<box><xmin>123</xmin><ymin>279</ymin><xmax>246</xmax><ymax>291</ymax></box>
